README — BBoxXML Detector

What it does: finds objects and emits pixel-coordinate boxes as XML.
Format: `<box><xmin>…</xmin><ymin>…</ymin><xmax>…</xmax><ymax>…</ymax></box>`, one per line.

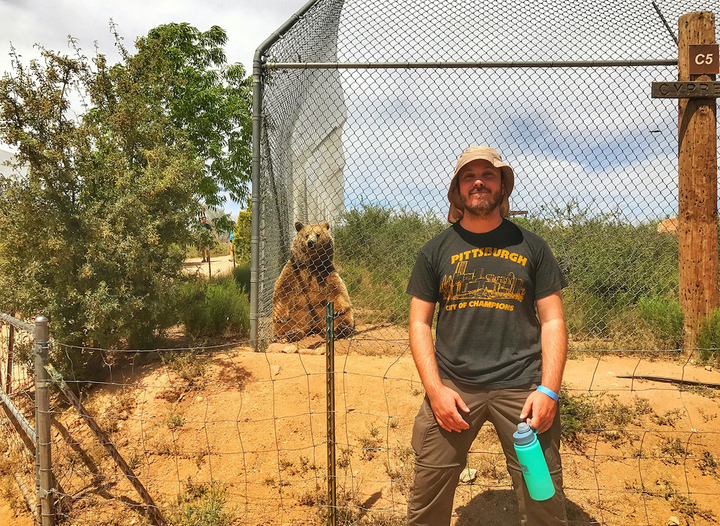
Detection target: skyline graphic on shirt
<box><xmin>440</xmin><ymin>261</ymin><xmax>526</xmax><ymax>302</ymax></box>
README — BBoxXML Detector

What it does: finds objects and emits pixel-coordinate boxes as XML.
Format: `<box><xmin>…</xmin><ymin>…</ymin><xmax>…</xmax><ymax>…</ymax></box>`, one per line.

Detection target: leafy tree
<box><xmin>0</xmin><ymin>23</ymin><xmax>250</xmax><ymax>355</ymax></box>
<box><xmin>127</xmin><ymin>23</ymin><xmax>252</xmax><ymax>207</ymax></box>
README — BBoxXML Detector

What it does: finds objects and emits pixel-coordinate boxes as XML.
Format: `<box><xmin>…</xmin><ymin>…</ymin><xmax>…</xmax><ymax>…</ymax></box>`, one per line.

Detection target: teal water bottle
<box><xmin>512</xmin><ymin>422</ymin><xmax>555</xmax><ymax>501</ymax></box>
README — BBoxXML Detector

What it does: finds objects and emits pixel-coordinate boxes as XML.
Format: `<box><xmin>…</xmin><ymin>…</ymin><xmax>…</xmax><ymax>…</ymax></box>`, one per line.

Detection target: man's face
<box><xmin>457</xmin><ymin>159</ymin><xmax>504</xmax><ymax>218</ymax></box>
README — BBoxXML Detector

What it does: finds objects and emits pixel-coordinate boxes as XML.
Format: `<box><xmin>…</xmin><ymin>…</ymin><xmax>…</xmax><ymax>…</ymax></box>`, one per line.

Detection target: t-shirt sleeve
<box><xmin>533</xmin><ymin>240</ymin><xmax>567</xmax><ymax>300</ymax></box>
<box><xmin>406</xmin><ymin>250</ymin><xmax>439</xmax><ymax>303</ymax></box>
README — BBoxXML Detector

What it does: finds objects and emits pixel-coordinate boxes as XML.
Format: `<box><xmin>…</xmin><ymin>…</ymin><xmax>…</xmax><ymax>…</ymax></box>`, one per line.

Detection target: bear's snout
<box><xmin>306</xmin><ymin>234</ymin><xmax>318</xmax><ymax>249</ymax></box>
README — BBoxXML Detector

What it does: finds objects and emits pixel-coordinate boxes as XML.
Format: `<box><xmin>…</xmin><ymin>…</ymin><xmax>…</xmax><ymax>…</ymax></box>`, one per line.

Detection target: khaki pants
<box><xmin>407</xmin><ymin>380</ymin><xmax>567</xmax><ymax>526</ymax></box>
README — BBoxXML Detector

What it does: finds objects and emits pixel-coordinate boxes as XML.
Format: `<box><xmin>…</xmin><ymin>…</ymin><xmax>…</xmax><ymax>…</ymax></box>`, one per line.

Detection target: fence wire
<box><xmin>2</xmin><ymin>329</ymin><xmax>720</xmax><ymax>524</ymax></box>
<box><xmin>257</xmin><ymin>0</ymin><xmax>720</xmax><ymax>349</ymax></box>
<box><xmin>5</xmin><ymin>0</ymin><xmax>720</xmax><ymax>524</ymax></box>
<box><xmin>0</xmin><ymin>321</ymin><xmax>37</xmax><ymax>518</ymax></box>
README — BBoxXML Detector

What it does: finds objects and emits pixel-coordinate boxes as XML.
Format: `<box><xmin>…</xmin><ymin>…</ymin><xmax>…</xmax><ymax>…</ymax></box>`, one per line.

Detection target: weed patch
<box><xmin>559</xmin><ymin>387</ymin><xmax>655</xmax><ymax>445</ymax></box>
<box><xmin>169</xmin><ymin>479</ymin><xmax>233</xmax><ymax>526</ymax></box>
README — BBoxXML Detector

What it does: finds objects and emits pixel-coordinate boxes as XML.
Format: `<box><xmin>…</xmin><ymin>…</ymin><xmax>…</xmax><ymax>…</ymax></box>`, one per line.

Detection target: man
<box><xmin>406</xmin><ymin>146</ymin><xmax>568</xmax><ymax>526</ymax></box>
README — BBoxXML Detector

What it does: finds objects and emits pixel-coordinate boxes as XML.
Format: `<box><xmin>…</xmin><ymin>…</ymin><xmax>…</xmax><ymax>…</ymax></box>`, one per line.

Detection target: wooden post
<box><xmin>678</xmin><ymin>11</ymin><xmax>719</xmax><ymax>350</ymax></box>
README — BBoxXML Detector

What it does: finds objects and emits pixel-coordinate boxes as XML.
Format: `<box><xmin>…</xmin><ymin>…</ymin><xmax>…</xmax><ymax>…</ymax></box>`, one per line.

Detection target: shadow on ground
<box><xmin>455</xmin><ymin>489</ymin><xmax>598</xmax><ymax>525</ymax></box>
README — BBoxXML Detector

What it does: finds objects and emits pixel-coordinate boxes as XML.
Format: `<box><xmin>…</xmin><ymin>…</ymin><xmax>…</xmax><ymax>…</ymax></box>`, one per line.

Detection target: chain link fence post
<box><xmin>34</xmin><ymin>315</ymin><xmax>55</xmax><ymax>526</ymax></box>
<box><xmin>325</xmin><ymin>301</ymin><xmax>337</xmax><ymax>526</ymax></box>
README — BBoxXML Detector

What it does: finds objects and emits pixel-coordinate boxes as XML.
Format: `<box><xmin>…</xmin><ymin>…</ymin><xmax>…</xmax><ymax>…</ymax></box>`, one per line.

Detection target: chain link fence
<box><xmin>255</xmin><ymin>0</ymin><xmax>720</xmax><ymax>350</ymax></box>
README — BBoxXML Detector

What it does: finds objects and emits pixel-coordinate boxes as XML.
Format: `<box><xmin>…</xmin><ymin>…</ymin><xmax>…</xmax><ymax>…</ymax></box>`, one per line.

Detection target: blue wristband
<box><xmin>537</xmin><ymin>385</ymin><xmax>559</xmax><ymax>402</ymax></box>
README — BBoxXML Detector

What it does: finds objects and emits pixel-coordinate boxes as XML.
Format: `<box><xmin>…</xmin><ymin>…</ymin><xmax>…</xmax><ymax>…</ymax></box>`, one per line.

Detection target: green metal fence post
<box><xmin>325</xmin><ymin>302</ymin><xmax>337</xmax><ymax>526</ymax></box>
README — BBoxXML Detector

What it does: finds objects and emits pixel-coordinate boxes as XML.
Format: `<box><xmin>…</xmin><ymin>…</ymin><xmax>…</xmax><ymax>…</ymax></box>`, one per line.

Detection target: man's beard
<box><xmin>460</xmin><ymin>187</ymin><xmax>503</xmax><ymax>218</ymax></box>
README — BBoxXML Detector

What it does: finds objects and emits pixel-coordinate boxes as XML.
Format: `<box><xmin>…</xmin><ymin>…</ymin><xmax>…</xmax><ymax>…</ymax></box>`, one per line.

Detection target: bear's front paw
<box><xmin>284</xmin><ymin>330</ymin><xmax>306</xmax><ymax>342</ymax></box>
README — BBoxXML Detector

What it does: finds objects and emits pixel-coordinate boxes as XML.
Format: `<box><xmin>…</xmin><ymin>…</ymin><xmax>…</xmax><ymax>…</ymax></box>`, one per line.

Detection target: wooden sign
<box><xmin>689</xmin><ymin>44</ymin><xmax>720</xmax><ymax>74</ymax></box>
<box><xmin>651</xmin><ymin>81</ymin><xmax>720</xmax><ymax>98</ymax></box>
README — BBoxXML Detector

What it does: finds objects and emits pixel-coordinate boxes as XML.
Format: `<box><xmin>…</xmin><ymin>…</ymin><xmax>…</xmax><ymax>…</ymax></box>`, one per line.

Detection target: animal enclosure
<box><xmin>254</xmin><ymin>0</ymin><xmax>720</xmax><ymax>351</ymax></box>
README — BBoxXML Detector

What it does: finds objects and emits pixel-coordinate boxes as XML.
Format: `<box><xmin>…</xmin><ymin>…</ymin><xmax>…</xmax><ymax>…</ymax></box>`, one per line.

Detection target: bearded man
<box><xmin>405</xmin><ymin>146</ymin><xmax>569</xmax><ymax>526</ymax></box>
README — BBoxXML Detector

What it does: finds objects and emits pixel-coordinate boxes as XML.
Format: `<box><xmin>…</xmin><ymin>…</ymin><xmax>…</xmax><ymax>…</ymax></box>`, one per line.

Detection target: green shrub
<box><xmin>170</xmin><ymin>480</ymin><xmax>233</xmax><ymax>526</ymax></box>
<box><xmin>698</xmin><ymin>308</ymin><xmax>720</xmax><ymax>362</ymax></box>
<box><xmin>175</xmin><ymin>275</ymin><xmax>250</xmax><ymax>337</ymax></box>
<box><xmin>559</xmin><ymin>387</ymin><xmax>596</xmax><ymax>442</ymax></box>
<box><xmin>232</xmin><ymin>261</ymin><xmax>251</xmax><ymax>294</ymax></box>
<box><xmin>559</xmin><ymin>387</ymin><xmax>654</xmax><ymax>444</ymax></box>
<box><xmin>637</xmin><ymin>296</ymin><xmax>684</xmax><ymax>348</ymax></box>
<box><xmin>233</xmin><ymin>198</ymin><xmax>252</xmax><ymax>263</ymax></box>
<box><xmin>334</xmin><ymin>206</ymin><xmax>445</xmax><ymax>324</ymax></box>
<box><xmin>335</xmin><ymin>205</ymin><xmax>445</xmax><ymax>270</ymax></box>
<box><xmin>513</xmin><ymin>204</ymin><xmax>679</xmax><ymax>341</ymax></box>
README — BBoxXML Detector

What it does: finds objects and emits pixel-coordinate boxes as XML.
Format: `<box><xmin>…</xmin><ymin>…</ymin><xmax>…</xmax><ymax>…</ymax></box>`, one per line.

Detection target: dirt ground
<box><xmin>182</xmin><ymin>254</ymin><xmax>236</xmax><ymax>279</ymax></box>
<box><xmin>3</xmin><ymin>323</ymin><xmax>720</xmax><ymax>526</ymax></box>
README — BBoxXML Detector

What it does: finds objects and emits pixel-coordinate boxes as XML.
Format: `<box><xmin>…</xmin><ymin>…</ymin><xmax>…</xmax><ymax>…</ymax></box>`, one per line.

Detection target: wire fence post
<box><xmin>6</xmin><ymin>316</ymin><xmax>13</xmax><ymax>394</ymax></box>
<box><xmin>34</xmin><ymin>315</ymin><xmax>55</xmax><ymax>526</ymax></box>
<box><xmin>325</xmin><ymin>302</ymin><xmax>337</xmax><ymax>526</ymax></box>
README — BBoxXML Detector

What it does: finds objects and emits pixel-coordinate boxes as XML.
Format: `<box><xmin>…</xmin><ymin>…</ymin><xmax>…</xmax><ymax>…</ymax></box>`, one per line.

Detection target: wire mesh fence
<box><xmin>5</xmin><ymin>327</ymin><xmax>720</xmax><ymax>525</ymax></box>
<box><xmin>5</xmin><ymin>0</ymin><xmax>720</xmax><ymax>524</ymax></box>
<box><xmin>256</xmin><ymin>0</ymin><xmax>719</xmax><ymax>350</ymax></box>
<box><xmin>0</xmin><ymin>319</ymin><xmax>37</xmax><ymax>518</ymax></box>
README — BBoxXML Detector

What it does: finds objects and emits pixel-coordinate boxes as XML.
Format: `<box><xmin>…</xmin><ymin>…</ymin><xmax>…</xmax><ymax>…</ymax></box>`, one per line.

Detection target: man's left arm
<box><xmin>519</xmin><ymin>291</ymin><xmax>568</xmax><ymax>433</ymax></box>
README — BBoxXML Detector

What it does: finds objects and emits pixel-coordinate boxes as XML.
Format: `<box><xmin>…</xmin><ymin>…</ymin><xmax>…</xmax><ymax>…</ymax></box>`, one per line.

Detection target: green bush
<box><xmin>559</xmin><ymin>387</ymin><xmax>596</xmax><ymax>442</ymax></box>
<box><xmin>334</xmin><ymin>206</ymin><xmax>445</xmax><ymax>324</ymax></box>
<box><xmin>514</xmin><ymin>204</ymin><xmax>679</xmax><ymax>340</ymax></box>
<box><xmin>175</xmin><ymin>274</ymin><xmax>250</xmax><ymax>337</ymax></box>
<box><xmin>698</xmin><ymin>308</ymin><xmax>720</xmax><ymax>362</ymax></box>
<box><xmin>233</xmin><ymin>198</ymin><xmax>252</xmax><ymax>263</ymax></box>
<box><xmin>170</xmin><ymin>480</ymin><xmax>233</xmax><ymax>526</ymax></box>
<box><xmin>559</xmin><ymin>387</ymin><xmax>654</xmax><ymax>444</ymax></box>
<box><xmin>232</xmin><ymin>262</ymin><xmax>251</xmax><ymax>293</ymax></box>
<box><xmin>637</xmin><ymin>296</ymin><xmax>684</xmax><ymax>348</ymax></box>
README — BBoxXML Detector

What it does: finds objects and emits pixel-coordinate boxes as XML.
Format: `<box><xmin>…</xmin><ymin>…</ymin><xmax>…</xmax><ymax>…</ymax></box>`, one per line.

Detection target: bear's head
<box><xmin>291</xmin><ymin>221</ymin><xmax>335</xmax><ymax>268</ymax></box>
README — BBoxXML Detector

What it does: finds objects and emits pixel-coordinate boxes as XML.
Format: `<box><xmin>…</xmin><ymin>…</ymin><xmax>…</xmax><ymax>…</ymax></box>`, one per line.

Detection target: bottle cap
<box><xmin>513</xmin><ymin>422</ymin><xmax>536</xmax><ymax>445</ymax></box>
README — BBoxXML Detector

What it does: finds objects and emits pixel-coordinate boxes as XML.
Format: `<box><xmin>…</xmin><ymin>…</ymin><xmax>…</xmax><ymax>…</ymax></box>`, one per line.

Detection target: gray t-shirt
<box><xmin>406</xmin><ymin>219</ymin><xmax>566</xmax><ymax>389</ymax></box>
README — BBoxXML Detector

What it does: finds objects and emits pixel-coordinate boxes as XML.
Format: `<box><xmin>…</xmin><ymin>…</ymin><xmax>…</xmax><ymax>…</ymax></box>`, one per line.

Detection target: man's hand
<box><xmin>428</xmin><ymin>385</ymin><xmax>470</xmax><ymax>432</ymax></box>
<box><xmin>520</xmin><ymin>390</ymin><xmax>556</xmax><ymax>433</ymax></box>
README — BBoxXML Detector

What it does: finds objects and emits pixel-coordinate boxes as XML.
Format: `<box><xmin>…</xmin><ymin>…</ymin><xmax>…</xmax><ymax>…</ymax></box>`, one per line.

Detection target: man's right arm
<box><xmin>409</xmin><ymin>296</ymin><xmax>470</xmax><ymax>432</ymax></box>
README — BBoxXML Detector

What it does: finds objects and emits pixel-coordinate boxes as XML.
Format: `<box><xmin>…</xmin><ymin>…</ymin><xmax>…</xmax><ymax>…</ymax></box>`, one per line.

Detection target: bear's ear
<box><xmin>322</xmin><ymin>222</ymin><xmax>330</xmax><ymax>230</ymax></box>
<box><xmin>294</xmin><ymin>221</ymin><xmax>304</xmax><ymax>232</ymax></box>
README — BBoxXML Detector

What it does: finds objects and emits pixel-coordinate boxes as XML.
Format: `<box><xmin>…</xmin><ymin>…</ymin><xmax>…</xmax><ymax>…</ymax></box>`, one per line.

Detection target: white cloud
<box><xmin>0</xmin><ymin>0</ymin><xmax>309</xmax><ymax>79</ymax></box>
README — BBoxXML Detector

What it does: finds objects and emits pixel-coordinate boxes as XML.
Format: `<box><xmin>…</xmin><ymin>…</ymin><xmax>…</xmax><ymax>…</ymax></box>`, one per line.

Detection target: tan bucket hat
<box><xmin>447</xmin><ymin>145</ymin><xmax>515</xmax><ymax>223</ymax></box>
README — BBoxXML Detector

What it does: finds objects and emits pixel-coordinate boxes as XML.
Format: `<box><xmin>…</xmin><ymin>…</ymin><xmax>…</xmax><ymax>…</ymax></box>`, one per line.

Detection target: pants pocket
<box><xmin>411</xmin><ymin>396</ymin><xmax>434</xmax><ymax>456</ymax></box>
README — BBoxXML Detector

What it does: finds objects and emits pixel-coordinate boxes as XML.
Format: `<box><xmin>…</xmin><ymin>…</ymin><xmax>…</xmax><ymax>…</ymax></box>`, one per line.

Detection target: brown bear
<box><xmin>272</xmin><ymin>221</ymin><xmax>354</xmax><ymax>341</ymax></box>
